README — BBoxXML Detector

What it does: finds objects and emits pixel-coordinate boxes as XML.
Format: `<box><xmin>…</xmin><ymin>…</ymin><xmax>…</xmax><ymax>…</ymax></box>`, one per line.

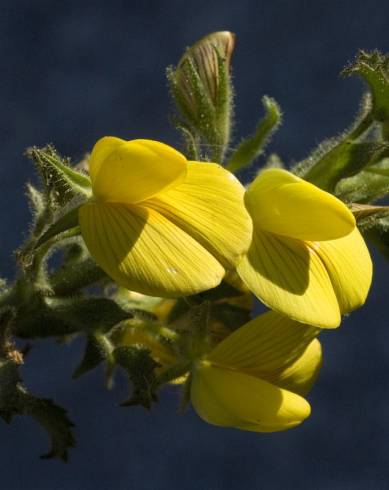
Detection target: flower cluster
<box><xmin>78</xmin><ymin>136</ymin><xmax>372</xmax><ymax>432</ymax></box>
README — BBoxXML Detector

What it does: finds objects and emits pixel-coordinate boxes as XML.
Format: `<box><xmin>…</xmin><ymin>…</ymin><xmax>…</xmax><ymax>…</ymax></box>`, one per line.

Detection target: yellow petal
<box><xmin>237</xmin><ymin>229</ymin><xmax>341</xmax><ymax>328</ymax></box>
<box><xmin>307</xmin><ymin>228</ymin><xmax>373</xmax><ymax>314</ymax></box>
<box><xmin>79</xmin><ymin>201</ymin><xmax>224</xmax><ymax>297</ymax></box>
<box><xmin>89</xmin><ymin>137</ymin><xmax>187</xmax><ymax>203</ymax></box>
<box><xmin>274</xmin><ymin>339</ymin><xmax>323</xmax><ymax>396</ymax></box>
<box><xmin>208</xmin><ymin>310</ymin><xmax>320</xmax><ymax>377</ymax></box>
<box><xmin>191</xmin><ymin>362</ymin><xmax>311</xmax><ymax>432</ymax></box>
<box><xmin>145</xmin><ymin>162</ymin><xmax>252</xmax><ymax>269</ymax></box>
<box><xmin>245</xmin><ymin>168</ymin><xmax>355</xmax><ymax>241</ymax></box>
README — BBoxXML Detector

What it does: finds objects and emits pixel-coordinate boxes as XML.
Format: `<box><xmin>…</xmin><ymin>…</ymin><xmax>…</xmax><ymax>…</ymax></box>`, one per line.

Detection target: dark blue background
<box><xmin>1</xmin><ymin>1</ymin><xmax>389</xmax><ymax>488</ymax></box>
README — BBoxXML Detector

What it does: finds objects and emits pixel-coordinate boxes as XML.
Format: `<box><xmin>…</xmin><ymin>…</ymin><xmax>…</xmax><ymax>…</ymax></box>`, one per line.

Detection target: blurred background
<box><xmin>1</xmin><ymin>0</ymin><xmax>389</xmax><ymax>488</ymax></box>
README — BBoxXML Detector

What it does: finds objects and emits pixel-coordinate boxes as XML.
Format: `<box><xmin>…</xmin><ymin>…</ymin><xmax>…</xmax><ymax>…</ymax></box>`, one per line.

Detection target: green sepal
<box><xmin>342</xmin><ymin>50</ymin><xmax>389</xmax><ymax>123</ymax></box>
<box><xmin>35</xmin><ymin>205</ymin><xmax>81</xmax><ymax>248</ymax></box>
<box><xmin>166</xmin><ymin>280</ymin><xmax>249</xmax><ymax>324</ymax></box>
<box><xmin>26</xmin><ymin>145</ymin><xmax>91</xmax><ymax>206</ymax></box>
<box><xmin>350</xmin><ymin>203</ymin><xmax>389</xmax><ymax>222</ymax></box>
<box><xmin>190</xmin><ymin>280</ymin><xmax>246</xmax><ymax>303</ymax></box>
<box><xmin>227</xmin><ymin>96</ymin><xmax>282</xmax><ymax>173</ymax></box>
<box><xmin>264</xmin><ymin>153</ymin><xmax>284</xmax><ymax>170</ymax></box>
<box><xmin>113</xmin><ymin>346</ymin><xmax>159</xmax><ymax>409</ymax></box>
<box><xmin>26</xmin><ymin>183</ymin><xmax>47</xmax><ymax>229</ymax></box>
<box><xmin>73</xmin><ymin>334</ymin><xmax>113</xmax><ymax>379</ymax></box>
<box><xmin>211</xmin><ymin>303</ymin><xmax>252</xmax><ymax>332</ymax></box>
<box><xmin>169</xmin><ymin>116</ymin><xmax>200</xmax><ymax>160</ymax></box>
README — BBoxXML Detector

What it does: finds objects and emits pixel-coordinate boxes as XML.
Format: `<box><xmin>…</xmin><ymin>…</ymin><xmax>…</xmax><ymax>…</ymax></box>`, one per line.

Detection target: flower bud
<box><xmin>176</xmin><ymin>31</ymin><xmax>235</xmax><ymax>113</ymax></box>
<box><xmin>167</xmin><ymin>31</ymin><xmax>236</xmax><ymax>161</ymax></box>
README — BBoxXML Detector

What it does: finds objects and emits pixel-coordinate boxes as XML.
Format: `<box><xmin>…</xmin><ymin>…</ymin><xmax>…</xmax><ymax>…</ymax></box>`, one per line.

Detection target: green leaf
<box><xmin>26</xmin><ymin>145</ymin><xmax>91</xmax><ymax>206</ymax></box>
<box><xmin>16</xmin><ymin>296</ymin><xmax>132</xmax><ymax>338</ymax></box>
<box><xmin>113</xmin><ymin>346</ymin><xmax>159</xmax><ymax>409</ymax></box>
<box><xmin>336</xmin><ymin>158</ymin><xmax>389</xmax><ymax>203</ymax></box>
<box><xmin>362</xmin><ymin>214</ymin><xmax>389</xmax><ymax>259</ymax></box>
<box><xmin>342</xmin><ymin>50</ymin><xmax>389</xmax><ymax>123</ymax></box>
<box><xmin>0</xmin><ymin>359</ymin><xmax>21</xmax><ymax>407</ymax></box>
<box><xmin>51</xmin><ymin>255</ymin><xmax>108</xmax><ymax>296</ymax></box>
<box><xmin>35</xmin><ymin>205</ymin><xmax>81</xmax><ymax>248</ymax></box>
<box><xmin>226</xmin><ymin>96</ymin><xmax>282</xmax><ymax>173</ymax></box>
<box><xmin>0</xmin><ymin>306</ymin><xmax>16</xmax><ymax>349</ymax></box>
<box><xmin>0</xmin><ymin>359</ymin><xmax>75</xmax><ymax>461</ymax></box>
<box><xmin>304</xmin><ymin>141</ymin><xmax>389</xmax><ymax>192</ymax></box>
<box><xmin>25</xmin><ymin>395</ymin><xmax>75</xmax><ymax>461</ymax></box>
<box><xmin>291</xmin><ymin>89</ymin><xmax>388</xmax><ymax>192</ymax></box>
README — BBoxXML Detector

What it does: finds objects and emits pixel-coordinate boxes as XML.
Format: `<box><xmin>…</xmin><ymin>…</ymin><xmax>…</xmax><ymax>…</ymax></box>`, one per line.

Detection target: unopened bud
<box><xmin>167</xmin><ymin>31</ymin><xmax>236</xmax><ymax>162</ymax></box>
<box><xmin>176</xmin><ymin>31</ymin><xmax>235</xmax><ymax>113</ymax></box>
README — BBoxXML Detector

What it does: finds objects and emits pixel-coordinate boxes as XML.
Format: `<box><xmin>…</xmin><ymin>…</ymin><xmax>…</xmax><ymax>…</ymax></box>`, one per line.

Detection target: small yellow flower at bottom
<box><xmin>79</xmin><ymin>137</ymin><xmax>252</xmax><ymax>298</ymax></box>
<box><xmin>237</xmin><ymin>168</ymin><xmax>372</xmax><ymax>328</ymax></box>
<box><xmin>190</xmin><ymin>311</ymin><xmax>321</xmax><ymax>432</ymax></box>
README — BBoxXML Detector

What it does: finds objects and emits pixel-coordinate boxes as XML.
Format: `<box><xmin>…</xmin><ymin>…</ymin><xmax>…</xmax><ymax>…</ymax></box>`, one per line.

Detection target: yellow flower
<box><xmin>237</xmin><ymin>168</ymin><xmax>372</xmax><ymax>328</ymax></box>
<box><xmin>191</xmin><ymin>310</ymin><xmax>321</xmax><ymax>432</ymax></box>
<box><xmin>79</xmin><ymin>137</ymin><xmax>252</xmax><ymax>297</ymax></box>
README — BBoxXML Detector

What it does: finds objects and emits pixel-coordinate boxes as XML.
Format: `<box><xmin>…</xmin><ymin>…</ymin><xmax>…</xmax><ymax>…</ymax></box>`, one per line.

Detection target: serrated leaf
<box><xmin>113</xmin><ymin>346</ymin><xmax>159</xmax><ymax>409</ymax></box>
<box><xmin>24</xmin><ymin>395</ymin><xmax>75</xmax><ymax>461</ymax></box>
<box><xmin>0</xmin><ymin>359</ymin><xmax>75</xmax><ymax>460</ymax></box>
<box><xmin>343</xmin><ymin>50</ymin><xmax>389</xmax><ymax>122</ymax></box>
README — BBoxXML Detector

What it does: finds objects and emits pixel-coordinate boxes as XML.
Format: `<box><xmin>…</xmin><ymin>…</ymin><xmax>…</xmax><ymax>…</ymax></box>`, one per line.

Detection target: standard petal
<box><xmin>274</xmin><ymin>339</ymin><xmax>323</xmax><ymax>396</ymax></box>
<box><xmin>79</xmin><ymin>201</ymin><xmax>224</xmax><ymax>297</ymax></box>
<box><xmin>208</xmin><ymin>310</ymin><xmax>320</xmax><ymax>377</ymax></box>
<box><xmin>145</xmin><ymin>162</ymin><xmax>252</xmax><ymax>269</ymax></box>
<box><xmin>245</xmin><ymin>168</ymin><xmax>355</xmax><ymax>241</ymax></box>
<box><xmin>308</xmin><ymin>228</ymin><xmax>373</xmax><ymax>314</ymax></box>
<box><xmin>89</xmin><ymin>137</ymin><xmax>187</xmax><ymax>203</ymax></box>
<box><xmin>191</xmin><ymin>362</ymin><xmax>311</xmax><ymax>432</ymax></box>
<box><xmin>237</xmin><ymin>229</ymin><xmax>341</xmax><ymax>328</ymax></box>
